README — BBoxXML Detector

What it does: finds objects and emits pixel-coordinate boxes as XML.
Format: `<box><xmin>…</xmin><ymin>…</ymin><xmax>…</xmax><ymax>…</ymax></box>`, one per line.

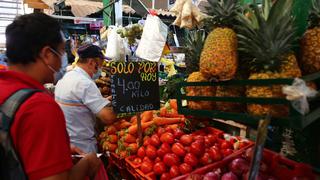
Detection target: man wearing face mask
<box><xmin>55</xmin><ymin>44</ymin><xmax>117</xmax><ymax>153</ymax></box>
<box><xmin>0</xmin><ymin>13</ymin><xmax>101</xmax><ymax>180</ymax></box>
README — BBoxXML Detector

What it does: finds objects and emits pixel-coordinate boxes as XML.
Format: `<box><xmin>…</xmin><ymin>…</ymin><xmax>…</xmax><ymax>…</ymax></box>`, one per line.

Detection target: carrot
<box><xmin>153</xmin><ymin>117</ymin><xmax>185</xmax><ymax>126</ymax></box>
<box><xmin>159</xmin><ymin>107</ymin><xmax>167</xmax><ymax>117</ymax></box>
<box><xmin>127</xmin><ymin>121</ymin><xmax>154</xmax><ymax>135</ymax></box>
<box><xmin>141</xmin><ymin>111</ymin><xmax>154</xmax><ymax>122</ymax></box>
<box><xmin>122</xmin><ymin>134</ymin><xmax>137</xmax><ymax>143</ymax></box>
<box><xmin>169</xmin><ymin>99</ymin><xmax>178</xmax><ymax>111</ymax></box>
<box><xmin>119</xmin><ymin>120</ymin><xmax>131</xmax><ymax>129</ymax></box>
<box><xmin>166</xmin><ymin>124</ymin><xmax>179</xmax><ymax>130</ymax></box>
<box><xmin>107</xmin><ymin>134</ymin><xmax>118</xmax><ymax>144</ymax></box>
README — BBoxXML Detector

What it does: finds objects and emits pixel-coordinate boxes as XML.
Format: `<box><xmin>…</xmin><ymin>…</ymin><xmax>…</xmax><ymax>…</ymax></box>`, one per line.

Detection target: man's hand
<box><xmin>106</xmin><ymin>96</ymin><xmax>112</xmax><ymax>101</ymax></box>
<box><xmin>97</xmin><ymin>106</ymin><xmax>117</xmax><ymax>125</ymax></box>
<box><xmin>83</xmin><ymin>153</ymin><xmax>101</xmax><ymax>180</ymax></box>
<box><xmin>70</xmin><ymin>144</ymin><xmax>85</xmax><ymax>155</ymax></box>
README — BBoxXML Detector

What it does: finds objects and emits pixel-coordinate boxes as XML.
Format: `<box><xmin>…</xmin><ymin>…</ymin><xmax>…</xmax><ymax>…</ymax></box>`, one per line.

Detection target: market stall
<box><xmin>93</xmin><ymin>0</ymin><xmax>320</xmax><ymax>179</ymax></box>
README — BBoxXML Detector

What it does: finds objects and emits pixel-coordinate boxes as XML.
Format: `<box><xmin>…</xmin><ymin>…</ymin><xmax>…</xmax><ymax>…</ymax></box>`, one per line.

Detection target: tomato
<box><xmin>157</xmin><ymin>143</ymin><xmax>171</xmax><ymax>158</ymax></box>
<box><xmin>143</xmin><ymin>137</ymin><xmax>151</xmax><ymax>147</ymax></box>
<box><xmin>160</xmin><ymin>132</ymin><xmax>175</xmax><ymax>144</ymax></box>
<box><xmin>221</xmin><ymin>140</ymin><xmax>233</xmax><ymax>149</ymax></box>
<box><xmin>154</xmin><ymin>157</ymin><xmax>162</xmax><ymax>163</ymax></box>
<box><xmin>106</xmin><ymin>125</ymin><xmax>117</xmax><ymax>135</ymax></box>
<box><xmin>165</xmin><ymin>126</ymin><xmax>174</xmax><ymax>134</ymax></box>
<box><xmin>153</xmin><ymin>162</ymin><xmax>167</xmax><ymax>175</ymax></box>
<box><xmin>185</xmin><ymin>146</ymin><xmax>190</xmax><ymax>153</ymax></box>
<box><xmin>157</xmin><ymin>127</ymin><xmax>166</xmax><ymax>136</ymax></box>
<box><xmin>222</xmin><ymin>148</ymin><xmax>233</xmax><ymax>157</ymax></box>
<box><xmin>163</xmin><ymin>153</ymin><xmax>180</xmax><ymax>166</ymax></box>
<box><xmin>143</xmin><ymin>156</ymin><xmax>153</xmax><ymax>163</ymax></box>
<box><xmin>173</xmin><ymin>128</ymin><xmax>185</xmax><ymax>139</ymax></box>
<box><xmin>133</xmin><ymin>157</ymin><xmax>142</xmax><ymax>165</ymax></box>
<box><xmin>193</xmin><ymin>135</ymin><xmax>205</xmax><ymax>143</ymax></box>
<box><xmin>146</xmin><ymin>145</ymin><xmax>157</xmax><ymax>159</ymax></box>
<box><xmin>200</xmin><ymin>152</ymin><xmax>212</xmax><ymax>165</ymax></box>
<box><xmin>207</xmin><ymin>134</ymin><xmax>217</xmax><ymax>144</ymax></box>
<box><xmin>184</xmin><ymin>153</ymin><xmax>198</xmax><ymax>167</ymax></box>
<box><xmin>204</xmin><ymin>136</ymin><xmax>212</xmax><ymax>148</ymax></box>
<box><xmin>179</xmin><ymin>163</ymin><xmax>193</xmax><ymax>175</ymax></box>
<box><xmin>137</xmin><ymin>147</ymin><xmax>146</xmax><ymax>158</ymax></box>
<box><xmin>190</xmin><ymin>141</ymin><xmax>205</xmax><ymax>157</ymax></box>
<box><xmin>180</xmin><ymin>135</ymin><xmax>193</xmax><ymax>146</ymax></box>
<box><xmin>171</xmin><ymin>143</ymin><xmax>186</xmax><ymax>157</ymax></box>
<box><xmin>169</xmin><ymin>165</ymin><xmax>180</xmax><ymax>178</ymax></box>
<box><xmin>150</xmin><ymin>134</ymin><xmax>161</xmax><ymax>147</ymax></box>
<box><xmin>160</xmin><ymin>173</ymin><xmax>171</xmax><ymax>180</ymax></box>
<box><xmin>140</xmin><ymin>161</ymin><xmax>153</xmax><ymax>174</ymax></box>
<box><xmin>208</xmin><ymin>147</ymin><xmax>222</xmax><ymax>162</ymax></box>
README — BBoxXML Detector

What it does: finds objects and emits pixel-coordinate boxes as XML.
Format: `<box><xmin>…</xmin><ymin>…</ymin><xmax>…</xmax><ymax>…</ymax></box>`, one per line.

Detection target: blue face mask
<box><xmin>92</xmin><ymin>68</ymin><xmax>102</xmax><ymax>80</ymax></box>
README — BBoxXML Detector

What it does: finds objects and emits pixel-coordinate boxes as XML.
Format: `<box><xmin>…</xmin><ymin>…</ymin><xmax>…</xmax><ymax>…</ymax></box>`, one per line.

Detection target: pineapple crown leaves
<box><xmin>308</xmin><ymin>0</ymin><xmax>320</xmax><ymax>28</ymax></box>
<box><xmin>236</xmin><ymin>0</ymin><xmax>298</xmax><ymax>73</ymax></box>
<box><xmin>185</xmin><ymin>29</ymin><xmax>206</xmax><ymax>74</ymax></box>
<box><xmin>205</xmin><ymin>0</ymin><xmax>241</xmax><ymax>28</ymax></box>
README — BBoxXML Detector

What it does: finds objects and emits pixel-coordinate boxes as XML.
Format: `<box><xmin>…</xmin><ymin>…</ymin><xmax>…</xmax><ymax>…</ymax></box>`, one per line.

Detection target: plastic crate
<box><xmin>172</xmin><ymin>148</ymin><xmax>316</xmax><ymax>180</ymax></box>
<box><xmin>108</xmin><ymin>153</ymin><xmax>126</xmax><ymax>169</ymax></box>
<box><xmin>125</xmin><ymin>156</ymin><xmax>156</xmax><ymax>180</ymax></box>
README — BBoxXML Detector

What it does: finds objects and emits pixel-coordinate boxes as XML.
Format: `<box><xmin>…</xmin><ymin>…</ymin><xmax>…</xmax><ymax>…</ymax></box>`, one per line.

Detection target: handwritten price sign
<box><xmin>110</xmin><ymin>61</ymin><xmax>160</xmax><ymax>113</ymax></box>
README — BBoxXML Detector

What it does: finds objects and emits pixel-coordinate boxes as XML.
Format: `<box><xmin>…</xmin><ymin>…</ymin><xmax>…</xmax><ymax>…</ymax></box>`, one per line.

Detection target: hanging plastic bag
<box><xmin>282</xmin><ymin>78</ymin><xmax>318</xmax><ymax>115</ymax></box>
<box><xmin>136</xmin><ymin>15</ymin><xmax>168</xmax><ymax>62</ymax></box>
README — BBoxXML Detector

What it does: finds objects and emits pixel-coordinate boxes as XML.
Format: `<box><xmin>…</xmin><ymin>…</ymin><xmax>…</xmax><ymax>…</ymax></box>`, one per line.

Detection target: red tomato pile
<box><xmin>128</xmin><ymin>126</ymin><xmax>251</xmax><ymax>180</ymax></box>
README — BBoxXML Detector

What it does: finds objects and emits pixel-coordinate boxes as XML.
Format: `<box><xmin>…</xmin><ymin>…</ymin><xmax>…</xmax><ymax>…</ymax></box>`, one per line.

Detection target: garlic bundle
<box><xmin>170</xmin><ymin>0</ymin><xmax>207</xmax><ymax>29</ymax></box>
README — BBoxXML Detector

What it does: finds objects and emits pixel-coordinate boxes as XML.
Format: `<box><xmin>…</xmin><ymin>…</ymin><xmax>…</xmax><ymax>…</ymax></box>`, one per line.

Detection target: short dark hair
<box><xmin>5</xmin><ymin>13</ymin><xmax>63</xmax><ymax>65</ymax></box>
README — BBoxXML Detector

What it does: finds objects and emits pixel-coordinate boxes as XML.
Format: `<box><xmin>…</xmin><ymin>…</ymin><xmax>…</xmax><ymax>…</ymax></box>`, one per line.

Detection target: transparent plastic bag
<box><xmin>136</xmin><ymin>15</ymin><xmax>168</xmax><ymax>62</ymax></box>
<box><xmin>282</xmin><ymin>78</ymin><xmax>318</xmax><ymax>115</ymax></box>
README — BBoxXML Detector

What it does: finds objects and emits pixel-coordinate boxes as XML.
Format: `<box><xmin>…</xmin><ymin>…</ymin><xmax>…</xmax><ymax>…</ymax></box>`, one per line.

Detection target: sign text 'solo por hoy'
<box><xmin>110</xmin><ymin>61</ymin><xmax>160</xmax><ymax>113</ymax></box>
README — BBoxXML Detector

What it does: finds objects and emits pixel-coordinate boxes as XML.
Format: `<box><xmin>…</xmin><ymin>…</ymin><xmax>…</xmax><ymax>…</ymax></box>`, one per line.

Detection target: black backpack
<box><xmin>0</xmin><ymin>89</ymin><xmax>41</xmax><ymax>180</ymax></box>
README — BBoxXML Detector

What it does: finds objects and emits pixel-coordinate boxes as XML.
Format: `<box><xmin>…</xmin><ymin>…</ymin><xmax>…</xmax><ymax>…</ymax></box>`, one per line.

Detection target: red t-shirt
<box><xmin>0</xmin><ymin>70</ymin><xmax>73</xmax><ymax>180</ymax></box>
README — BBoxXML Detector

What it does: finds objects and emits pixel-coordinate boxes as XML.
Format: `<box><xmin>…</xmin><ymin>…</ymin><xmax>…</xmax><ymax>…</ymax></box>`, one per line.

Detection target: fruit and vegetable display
<box><xmin>125</xmin><ymin>126</ymin><xmax>251</xmax><ymax>179</ymax></box>
<box><xmin>180</xmin><ymin>147</ymin><xmax>315</xmax><ymax>180</ymax></box>
<box><xmin>99</xmin><ymin>99</ymin><xmax>186</xmax><ymax>158</ymax></box>
<box><xmin>116</xmin><ymin>23</ymin><xmax>143</xmax><ymax>45</ymax></box>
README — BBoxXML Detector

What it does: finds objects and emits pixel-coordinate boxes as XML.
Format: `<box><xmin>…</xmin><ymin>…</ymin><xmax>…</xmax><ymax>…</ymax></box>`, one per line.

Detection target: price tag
<box><xmin>110</xmin><ymin>61</ymin><xmax>160</xmax><ymax>113</ymax></box>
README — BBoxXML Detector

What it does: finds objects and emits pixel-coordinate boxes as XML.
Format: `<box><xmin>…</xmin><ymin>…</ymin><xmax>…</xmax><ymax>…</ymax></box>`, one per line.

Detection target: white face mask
<box><xmin>47</xmin><ymin>47</ymin><xmax>65</xmax><ymax>83</ymax></box>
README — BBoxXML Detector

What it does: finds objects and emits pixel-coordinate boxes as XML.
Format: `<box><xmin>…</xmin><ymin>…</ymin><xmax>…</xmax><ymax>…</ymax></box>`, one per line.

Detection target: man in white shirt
<box><xmin>55</xmin><ymin>44</ymin><xmax>116</xmax><ymax>153</ymax></box>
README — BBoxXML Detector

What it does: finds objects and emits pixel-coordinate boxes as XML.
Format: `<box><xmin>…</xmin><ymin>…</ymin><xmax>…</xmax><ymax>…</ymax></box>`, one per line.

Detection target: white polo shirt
<box><xmin>55</xmin><ymin>66</ymin><xmax>109</xmax><ymax>153</ymax></box>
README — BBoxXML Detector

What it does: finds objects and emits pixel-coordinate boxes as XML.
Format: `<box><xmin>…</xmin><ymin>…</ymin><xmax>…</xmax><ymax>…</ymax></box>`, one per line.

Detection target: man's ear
<box><xmin>38</xmin><ymin>46</ymin><xmax>53</xmax><ymax>64</ymax></box>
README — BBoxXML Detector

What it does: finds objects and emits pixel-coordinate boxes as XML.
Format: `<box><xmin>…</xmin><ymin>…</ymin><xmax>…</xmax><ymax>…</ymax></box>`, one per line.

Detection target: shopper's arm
<box><xmin>96</xmin><ymin>106</ymin><xmax>117</xmax><ymax>125</ymax></box>
<box><xmin>40</xmin><ymin>153</ymin><xmax>100</xmax><ymax>180</ymax></box>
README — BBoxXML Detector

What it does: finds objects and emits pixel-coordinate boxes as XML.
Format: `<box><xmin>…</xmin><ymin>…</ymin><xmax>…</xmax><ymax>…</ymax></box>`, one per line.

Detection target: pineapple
<box><xmin>301</xmin><ymin>0</ymin><xmax>320</xmax><ymax>74</ymax></box>
<box><xmin>185</xmin><ymin>30</ymin><xmax>206</xmax><ymax>75</ymax></box>
<box><xmin>199</xmin><ymin>0</ymin><xmax>240</xmax><ymax>81</ymax></box>
<box><xmin>215</xmin><ymin>85</ymin><xmax>245</xmax><ymax>112</ymax></box>
<box><xmin>186</xmin><ymin>72</ymin><xmax>215</xmax><ymax>110</ymax></box>
<box><xmin>238</xmin><ymin>0</ymin><xmax>302</xmax><ymax>117</ymax></box>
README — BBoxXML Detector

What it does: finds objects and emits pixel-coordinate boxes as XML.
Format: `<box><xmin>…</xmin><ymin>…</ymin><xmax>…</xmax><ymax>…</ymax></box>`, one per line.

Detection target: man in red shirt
<box><xmin>0</xmin><ymin>13</ymin><xmax>100</xmax><ymax>180</ymax></box>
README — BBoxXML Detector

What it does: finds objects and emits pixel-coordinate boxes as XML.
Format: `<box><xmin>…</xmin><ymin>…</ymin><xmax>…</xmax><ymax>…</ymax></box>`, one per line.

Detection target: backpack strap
<box><xmin>0</xmin><ymin>89</ymin><xmax>42</xmax><ymax>180</ymax></box>
<box><xmin>0</xmin><ymin>89</ymin><xmax>42</xmax><ymax>131</ymax></box>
